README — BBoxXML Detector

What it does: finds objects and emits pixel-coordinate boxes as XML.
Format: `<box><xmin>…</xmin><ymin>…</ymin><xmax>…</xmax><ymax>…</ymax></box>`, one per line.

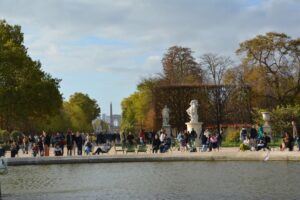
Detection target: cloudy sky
<box><xmin>0</xmin><ymin>0</ymin><xmax>299</xmax><ymax>115</ymax></box>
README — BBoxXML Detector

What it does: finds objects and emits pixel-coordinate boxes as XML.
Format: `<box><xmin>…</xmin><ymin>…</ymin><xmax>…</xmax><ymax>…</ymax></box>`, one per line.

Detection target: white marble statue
<box><xmin>162</xmin><ymin>105</ymin><xmax>170</xmax><ymax>126</ymax></box>
<box><xmin>186</xmin><ymin>100</ymin><xmax>199</xmax><ymax>123</ymax></box>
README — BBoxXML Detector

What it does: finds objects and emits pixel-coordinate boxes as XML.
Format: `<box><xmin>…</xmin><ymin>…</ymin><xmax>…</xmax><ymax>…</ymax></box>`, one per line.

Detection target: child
<box><xmin>84</xmin><ymin>141</ymin><xmax>93</xmax><ymax>155</ymax></box>
<box><xmin>32</xmin><ymin>143</ymin><xmax>39</xmax><ymax>157</ymax></box>
<box><xmin>54</xmin><ymin>143</ymin><xmax>63</xmax><ymax>156</ymax></box>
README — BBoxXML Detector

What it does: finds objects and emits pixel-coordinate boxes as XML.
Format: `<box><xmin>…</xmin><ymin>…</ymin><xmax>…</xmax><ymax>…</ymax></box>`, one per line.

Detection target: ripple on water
<box><xmin>1</xmin><ymin>161</ymin><xmax>300</xmax><ymax>200</ymax></box>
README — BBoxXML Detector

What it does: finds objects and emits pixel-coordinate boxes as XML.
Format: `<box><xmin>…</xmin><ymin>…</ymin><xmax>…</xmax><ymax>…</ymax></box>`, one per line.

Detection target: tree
<box><xmin>200</xmin><ymin>53</ymin><xmax>233</xmax><ymax>133</ymax></box>
<box><xmin>0</xmin><ymin>20</ymin><xmax>63</xmax><ymax>131</ymax></box>
<box><xmin>38</xmin><ymin>93</ymin><xmax>100</xmax><ymax>133</ymax></box>
<box><xmin>201</xmin><ymin>53</ymin><xmax>232</xmax><ymax>85</ymax></box>
<box><xmin>69</xmin><ymin>92</ymin><xmax>100</xmax><ymax>123</ymax></box>
<box><xmin>236</xmin><ymin>32</ymin><xmax>300</xmax><ymax>107</ymax></box>
<box><xmin>162</xmin><ymin>46</ymin><xmax>203</xmax><ymax>84</ymax></box>
<box><xmin>121</xmin><ymin>78</ymin><xmax>158</xmax><ymax>133</ymax></box>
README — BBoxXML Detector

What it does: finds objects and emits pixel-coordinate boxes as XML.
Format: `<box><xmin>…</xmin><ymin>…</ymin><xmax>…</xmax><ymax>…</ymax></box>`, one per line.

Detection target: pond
<box><xmin>1</xmin><ymin>161</ymin><xmax>299</xmax><ymax>200</ymax></box>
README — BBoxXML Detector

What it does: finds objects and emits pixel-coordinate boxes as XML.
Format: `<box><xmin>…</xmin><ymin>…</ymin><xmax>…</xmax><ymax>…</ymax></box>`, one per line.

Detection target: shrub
<box><xmin>0</xmin><ymin>129</ymin><xmax>10</xmax><ymax>143</ymax></box>
<box><xmin>10</xmin><ymin>130</ymin><xmax>23</xmax><ymax>141</ymax></box>
<box><xmin>2</xmin><ymin>143</ymin><xmax>10</xmax><ymax>151</ymax></box>
<box><xmin>270</xmin><ymin>105</ymin><xmax>300</xmax><ymax>137</ymax></box>
<box><xmin>223</xmin><ymin>128</ymin><xmax>240</xmax><ymax>143</ymax></box>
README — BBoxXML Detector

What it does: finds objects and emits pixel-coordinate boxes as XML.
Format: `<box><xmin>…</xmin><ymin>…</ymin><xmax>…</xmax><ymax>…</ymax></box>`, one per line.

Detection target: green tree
<box><xmin>69</xmin><ymin>92</ymin><xmax>100</xmax><ymax>123</ymax></box>
<box><xmin>0</xmin><ymin>20</ymin><xmax>63</xmax><ymax>131</ymax></box>
<box><xmin>121</xmin><ymin>78</ymin><xmax>156</xmax><ymax>133</ymax></box>
<box><xmin>270</xmin><ymin>105</ymin><xmax>300</xmax><ymax>137</ymax></box>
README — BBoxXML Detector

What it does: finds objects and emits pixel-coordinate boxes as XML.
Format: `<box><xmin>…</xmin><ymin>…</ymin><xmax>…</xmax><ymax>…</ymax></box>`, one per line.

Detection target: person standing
<box><xmin>257</xmin><ymin>125</ymin><xmax>264</xmax><ymax>139</ymax></box>
<box><xmin>292</xmin><ymin>121</ymin><xmax>300</xmax><ymax>151</ymax></box>
<box><xmin>23</xmin><ymin>135</ymin><xmax>29</xmax><ymax>154</ymax></box>
<box><xmin>38</xmin><ymin>135</ymin><xmax>44</xmax><ymax>156</ymax></box>
<box><xmin>190</xmin><ymin>128</ymin><xmax>197</xmax><ymax>147</ymax></box>
<box><xmin>72</xmin><ymin>132</ymin><xmax>76</xmax><ymax>155</ymax></box>
<box><xmin>249</xmin><ymin>125</ymin><xmax>258</xmax><ymax>150</ymax></box>
<box><xmin>75</xmin><ymin>132</ymin><xmax>83</xmax><ymax>156</ymax></box>
<box><xmin>0</xmin><ymin>144</ymin><xmax>5</xmax><ymax>157</ymax></box>
<box><xmin>43</xmin><ymin>131</ymin><xmax>51</xmax><ymax>156</ymax></box>
<box><xmin>55</xmin><ymin>132</ymin><xmax>63</xmax><ymax>155</ymax></box>
<box><xmin>139</xmin><ymin>129</ymin><xmax>145</xmax><ymax>145</ymax></box>
<box><xmin>66</xmin><ymin>131</ymin><xmax>74</xmax><ymax>156</ymax></box>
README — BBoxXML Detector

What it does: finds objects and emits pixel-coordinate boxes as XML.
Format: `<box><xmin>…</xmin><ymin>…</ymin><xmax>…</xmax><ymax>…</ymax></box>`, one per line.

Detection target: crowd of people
<box><xmin>0</xmin><ymin>131</ymin><xmax>117</xmax><ymax>158</ymax></box>
<box><xmin>1</xmin><ymin>120</ymin><xmax>300</xmax><ymax>158</ymax></box>
<box><xmin>239</xmin><ymin>125</ymin><xmax>271</xmax><ymax>152</ymax></box>
<box><xmin>238</xmin><ymin>121</ymin><xmax>300</xmax><ymax>152</ymax></box>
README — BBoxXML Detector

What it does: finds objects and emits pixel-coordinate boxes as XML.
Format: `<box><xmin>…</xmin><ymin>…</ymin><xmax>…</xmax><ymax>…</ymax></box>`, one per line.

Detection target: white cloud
<box><xmin>0</xmin><ymin>0</ymin><xmax>299</xmax><ymax>114</ymax></box>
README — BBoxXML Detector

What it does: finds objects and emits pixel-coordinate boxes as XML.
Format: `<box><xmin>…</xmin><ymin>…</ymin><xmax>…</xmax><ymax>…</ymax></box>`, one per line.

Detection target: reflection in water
<box><xmin>1</xmin><ymin>161</ymin><xmax>299</xmax><ymax>200</ymax></box>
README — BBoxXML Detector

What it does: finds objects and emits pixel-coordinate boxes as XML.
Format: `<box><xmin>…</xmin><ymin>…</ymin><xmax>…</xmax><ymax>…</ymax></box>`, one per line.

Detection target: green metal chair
<box><xmin>137</xmin><ymin>144</ymin><xmax>148</xmax><ymax>154</ymax></box>
<box><xmin>126</xmin><ymin>144</ymin><xmax>136</xmax><ymax>154</ymax></box>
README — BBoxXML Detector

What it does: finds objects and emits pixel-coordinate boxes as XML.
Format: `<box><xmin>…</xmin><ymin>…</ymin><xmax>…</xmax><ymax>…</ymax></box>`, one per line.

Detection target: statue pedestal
<box><xmin>162</xmin><ymin>125</ymin><xmax>171</xmax><ymax>137</ymax></box>
<box><xmin>186</xmin><ymin>122</ymin><xmax>203</xmax><ymax>146</ymax></box>
<box><xmin>263</xmin><ymin>123</ymin><xmax>271</xmax><ymax>134</ymax></box>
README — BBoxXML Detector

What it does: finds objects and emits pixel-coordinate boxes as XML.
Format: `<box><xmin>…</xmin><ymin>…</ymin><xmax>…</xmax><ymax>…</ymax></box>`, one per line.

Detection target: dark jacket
<box><xmin>127</xmin><ymin>134</ymin><xmax>134</xmax><ymax>145</ymax></box>
<box><xmin>43</xmin><ymin>135</ymin><xmax>51</xmax><ymax>146</ymax></box>
<box><xmin>201</xmin><ymin>134</ymin><xmax>208</xmax><ymax>145</ymax></box>
<box><xmin>76</xmin><ymin>135</ymin><xmax>83</xmax><ymax>147</ymax></box>
<box><xmin>66</xmin><ymin>134</ymin><xmax>73</xmax><ymax>146</ymax></box>
<box><xmin>152</xmin><ymin>138</ymin><xmax>161</xmax><ymax>148</ymax></box>
<box><xmin>250</xmin><ymin>128</ymin><xmax>257</xmax><ymax>139</ymax></box>
<box><xmin>0</xmin><ymin>148</ymin><xmax>5</xmax><ymax>157</ymax></box>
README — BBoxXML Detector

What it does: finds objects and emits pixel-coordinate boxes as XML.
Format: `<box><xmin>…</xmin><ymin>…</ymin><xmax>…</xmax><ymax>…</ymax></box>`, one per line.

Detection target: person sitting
<box><xmin>84</xmin><ymin>140</ymin><xmax>93</xmax><ymax>155</ymax></box>
<box><xmin>160</xmin><ymin>137</ymin><xmax>171</xmax><ymax>153</ymax></box>
<box><xmin>256</xmin><ymin>133</ymin><xmax>271</xmax><ymax>151</ymax></box>
<box><xmin>152</xmin><ymin>134</ymin><xmax>161</xmax><ymax>153</ymax></box>
<box><xmin>54</xmin><ymin>143</ymin><xmax>63</xmax><ymax>156</ymax></box>
<box><xmin>32</xmin><ymin>143</ymin><xmax>39</xmax><ymax>157</ymax></box>
<box><xmin>209</xmin><ymin>133</ymin><xmax>219</xmax><ymax>151</ymax></box>
<box><xmin>10</xmin><ymin>142</ymin><xmax>18</xmax><ymax>158</ymax></box>
<box><xmin>240</xmin><ymin>136</ymin><xmax>250</xmax><ymax>151</ymax></box>
<box><xmin>93</xmin><ymin>143</ymin><xmax>111</xmax><ymax>155</ymax></box>
<box><xmin>127</xmin><ymin>132</ymin><xmax>134</xmax><ymax>145</ymax></box>
<box><xmin>280</xmin><ymin>132</ymin><xmax>293</xmax><ymax>151</ymax></box>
